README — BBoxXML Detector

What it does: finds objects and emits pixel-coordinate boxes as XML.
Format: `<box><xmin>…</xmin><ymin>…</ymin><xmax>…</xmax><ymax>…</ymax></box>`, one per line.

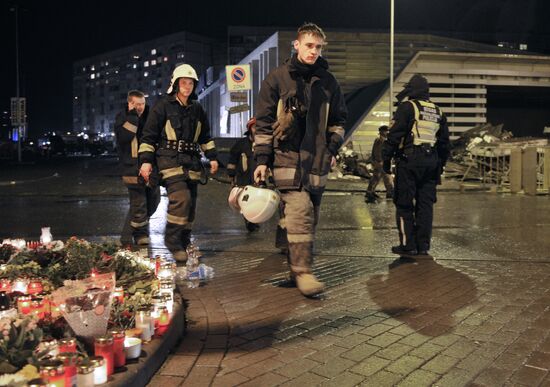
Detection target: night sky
<box><xmin>1</xmin><ymin>0</ymin><xmax>549</xmax><ymax>135</ymax></box>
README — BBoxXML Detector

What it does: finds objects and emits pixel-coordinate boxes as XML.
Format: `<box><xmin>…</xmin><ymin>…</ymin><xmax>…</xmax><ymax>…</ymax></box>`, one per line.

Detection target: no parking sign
<box><xmin>226</xmin><ymin>65</ymin><xmax>251</xmax><ymax>91</ymax></box>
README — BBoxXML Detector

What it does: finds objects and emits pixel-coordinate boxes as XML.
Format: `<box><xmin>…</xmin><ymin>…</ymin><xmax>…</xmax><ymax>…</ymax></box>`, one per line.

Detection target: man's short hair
<box><xmin>127</xmin><ymin>90</ymin><xmax>145</xmax><ymax>102</ymax></box>
<box><xmin>296</xmin><ymin>22</ymin><xmax>326</xmax><ymax>42</ymax></box>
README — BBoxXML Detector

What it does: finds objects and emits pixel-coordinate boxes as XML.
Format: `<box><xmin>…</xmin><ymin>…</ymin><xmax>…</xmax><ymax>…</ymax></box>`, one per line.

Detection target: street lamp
<box><xmin>389</xmin><ymin>0</ymin><xmax>394</xmax><ymax>122</ymax></box>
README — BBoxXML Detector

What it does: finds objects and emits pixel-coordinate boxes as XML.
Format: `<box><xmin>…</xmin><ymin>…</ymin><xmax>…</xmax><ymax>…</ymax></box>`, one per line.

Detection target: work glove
<box><xmin>272</xmin><ymin>110</ymin><xmax>298</xmax><ymax>141</ymax></box>
<box><xmin>383</xmin><ymin>159</ymin><xmax>392</xmax><ymax>174</ymax></box>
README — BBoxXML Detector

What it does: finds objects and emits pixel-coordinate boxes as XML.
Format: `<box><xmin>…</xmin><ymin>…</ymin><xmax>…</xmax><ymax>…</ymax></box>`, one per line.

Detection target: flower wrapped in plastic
<box><xmin>50</xmin><ymin>272</ymin><xmax>115</xmax><ymax>338</ymax></box>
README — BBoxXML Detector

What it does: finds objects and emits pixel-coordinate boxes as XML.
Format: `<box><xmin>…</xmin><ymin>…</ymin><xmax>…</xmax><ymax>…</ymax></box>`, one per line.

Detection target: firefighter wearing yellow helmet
<box><xmin>138</xmin><ymin>64</ymin><xmax>218</xmax><ymax>262</ymax></box>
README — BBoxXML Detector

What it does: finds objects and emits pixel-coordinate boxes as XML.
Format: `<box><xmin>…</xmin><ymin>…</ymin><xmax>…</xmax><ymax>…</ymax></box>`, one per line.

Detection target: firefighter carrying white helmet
<box><xmin>167</xmin><ymin>64</ymin><xmax>199</xmax><ymax>94</ymax></box>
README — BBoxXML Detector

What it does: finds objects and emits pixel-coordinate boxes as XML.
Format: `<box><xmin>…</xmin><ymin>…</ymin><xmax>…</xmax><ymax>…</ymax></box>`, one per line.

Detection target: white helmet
<box><xmin>167</xmin><ymin>64</ymin><xmax>199</xmax><ymax>94</ymax></box>
<box><xmin>228</xmin><ymin>186</ymin><xmax>244</xmax><ymax>211</ymax></box>
<box><xmin>238</xmin><ymin>185</ymin><xmax>280</xmax><ymax>223</ymax></box>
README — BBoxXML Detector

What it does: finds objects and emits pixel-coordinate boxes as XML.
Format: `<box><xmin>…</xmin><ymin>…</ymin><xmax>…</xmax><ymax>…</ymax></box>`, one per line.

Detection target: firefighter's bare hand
<box><xmin>273</xmin><ymin>111</ymin><xmax>296</xmax><ymax>141</ymax></box>
<box><xmin>331</xmin><ymin>156</ymin><xmax>337</xmax><ymax>169</ymax></box>
<box><xmin>209</xmin><ymin>160</ymin><xmax>219</xmax><ymax>175</ymax></box>
<box><xmin>139</xmin><ymin>163</ymin><xmax>153</xmax><ymax>183</ymax></box>
<box><xmin>254</xmin><ymin>165</ymin><xmax>268</xmax><ymax>184</ymax></box>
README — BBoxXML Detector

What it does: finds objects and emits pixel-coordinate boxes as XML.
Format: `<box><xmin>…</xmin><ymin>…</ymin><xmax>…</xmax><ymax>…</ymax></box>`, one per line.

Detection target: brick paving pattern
<box><xmin>150</xmin><ymin>251</ymin><xmax>550</xmax><ymax>386</ymax></box>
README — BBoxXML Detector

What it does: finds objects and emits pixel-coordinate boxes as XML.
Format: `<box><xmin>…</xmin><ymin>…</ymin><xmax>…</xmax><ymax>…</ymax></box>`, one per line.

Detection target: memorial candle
<box><xmin>94</xmin><ymin>336</ymin><xmax>114</xmax><ymax>376</ymax></box>
<box><xmin>39</xmin><ymin>359</ymin><xmax>66</xmax><ymax>387</ymax></box>
<box><xmin>108</xmin><ymin>329</ymin><xmax>126</xmax><ymax>368</ymax></box>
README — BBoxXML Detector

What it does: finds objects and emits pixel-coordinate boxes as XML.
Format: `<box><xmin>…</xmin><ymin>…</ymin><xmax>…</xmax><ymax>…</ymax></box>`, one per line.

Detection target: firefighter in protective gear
<box><xmin>138</xmin><ymin>64</ymin><xmax>219</xmax><ymax>262</ymax></box>
<box><xmin>227</xmin><ymin>117</ymin><xmax>260</xmax><ymax>231</ymax></box>
<box><xmin>382</xmin><ymin>74</ymin><xmax>450</xmax><ymax>257</ymax></box>
<box><xmin>254</xmin><ymin>23</ymin><xmax>347</xmax><ymax>297</ymax></box>
<box><xmin>114</xmin><ymin>90</ymin><xmax>160</xmax><ymax>246</ymax></box>
<box><xmin>365</xmin><ymin>125</ymin><xmax>394</xmax><ymax>203</ymax></box>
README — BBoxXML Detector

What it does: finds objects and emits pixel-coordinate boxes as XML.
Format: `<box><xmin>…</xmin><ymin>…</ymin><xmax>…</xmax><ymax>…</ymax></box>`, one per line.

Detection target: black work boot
<box><xmin>391</xmin><ymin>245</ymin><xmax>417</xmax><ymax>256</ymax></box>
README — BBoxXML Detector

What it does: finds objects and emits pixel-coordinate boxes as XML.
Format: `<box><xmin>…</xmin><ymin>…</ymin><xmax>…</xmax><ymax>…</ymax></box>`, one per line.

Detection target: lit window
<box><xmin>144</xmin><ymin>61</ymin><xmax>149</xmax><ymax>67</ymax></box>
<box><xmin>151</xmin><ymin>49</ymin><xmax>157</xmax><ymax>55</ymax></box>
<box><xmin>520</xmin><ymin>43</ymin><xmax>528</xmax><ymax>50</ymax></box>
<box><xmin>152</xmin><ymin>79</ymin><xmax>157</xmax><ymax>85</ymax></box>
<box><xmin>115</xmin><ymin>70</ymin><xmax>119</xmax><ymax>74</ymax></box>
<box><xmin>82</xmin><ymin>66</ymin><xmax>86</xmax><ymax>72</ymax></box>
<box><xmin>96</xmin><ymin>72</ymin><xmax>100</xmax><ymax>78</ymax></box>
<box><xmin>133</xmin><ymin>55</ymin><xmax>140</xmax><ymax>59</ymax></box>
<box><xmin>133</xmin><ymin>64</ymin><xmax>137</xmax><ymax>69</ymax></box>
<box><xmin>105</xmin><ymin>61</ymin><xmax>109</xmax><ymax>66</ymax></box>
<box><xmin>91</xmin><ymin>65</ymin><xmax>95</xmax><ymax>71</ymax></box>
<box><xmin>144</xmin><ymin>71</ymin><xmax>149</xmax><ymax>77</ymax></box>
<box><xmin>74</xmin><ymin>96</ymin><xmax>78</xmax><ymax>100</ymax></box>
<box><xmin>90</xmin><ymin>74</ymin><xmax>95</xmax><ymax>80</ymax></box>
<box><xmin>164</xmin><ymin>56</ymin><xmax>168</xmax><ymax>62</ymax></box>
<box><xmin>151</xmin><ymin>59</ymin><xmax>157</xmax><ymax>66</ymax></box>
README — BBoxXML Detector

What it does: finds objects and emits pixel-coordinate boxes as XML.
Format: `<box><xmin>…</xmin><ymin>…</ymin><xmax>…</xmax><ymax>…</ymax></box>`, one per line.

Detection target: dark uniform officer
<box><xmin>227</xmin><ymin>117</ymin><xmax>260</xmax><ymax>232</ymax></box>
<box><xmin>114</xmin><ymin>90</ymin><xmax>160</xmax><ymax>246</ymax></box>
<box><xmin>382</xmin><ymin>74</ymin><xmax>450</xmax><ymax>257</ymax></box>
<box><xmin>138</xmin><ymin>64</ymin><xmax>218</xmax><ymax>262</ymax></box>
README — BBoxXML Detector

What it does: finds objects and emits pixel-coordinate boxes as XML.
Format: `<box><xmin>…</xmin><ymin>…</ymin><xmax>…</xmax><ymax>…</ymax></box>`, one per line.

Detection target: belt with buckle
<box><xmin>161</xmin><ymin>140</ymin><xmax>200</xmax><ymax>154</ymax></box>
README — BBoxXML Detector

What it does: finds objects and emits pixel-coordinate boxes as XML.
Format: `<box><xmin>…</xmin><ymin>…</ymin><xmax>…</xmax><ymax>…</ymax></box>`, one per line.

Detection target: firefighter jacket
<box><xmin>138</xmin><ymin>94</ymin><xmax>217</xmax><ymax>182</ymax></box>
<box><xmin>227</xmin><ymin>136</ymin><xmax>256</xmax><ymax>187</ymax></box>
<box><xmin>382</xmin><ymin>99</ymin><xmax>450</xmax><ymax>166</ymax></box>
<box><xmin>115</xmin><ymin>106</ymin><xmax>150</xmax><ymax>184</ymax></box>
<box><xmin>254</xmin><ymin>55</ymin><xmax>347</xmax><ymax>194</ymax></box>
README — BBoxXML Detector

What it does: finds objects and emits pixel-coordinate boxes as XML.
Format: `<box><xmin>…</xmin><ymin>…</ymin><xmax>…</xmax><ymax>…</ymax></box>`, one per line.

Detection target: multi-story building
<box><xmin>72</xmin><ymin>31</ymin><xmax>225</xmax><ymax>137</ymax></box>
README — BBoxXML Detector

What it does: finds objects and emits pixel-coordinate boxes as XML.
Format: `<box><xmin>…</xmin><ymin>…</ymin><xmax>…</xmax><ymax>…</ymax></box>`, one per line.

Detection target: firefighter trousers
<box><xmin>164</xmin><ymin>177</ymin><xmax>198</xmax><ymax>255</ymax></box>
<box><xmin>121</xmin><ymin>181</ymin><xmax>160</xmax><ymax>242</ymax></box>
<box><xmin>278</xmin><ymin>189</ymin><xmax>322</xmax><ymax>274</ymax></box>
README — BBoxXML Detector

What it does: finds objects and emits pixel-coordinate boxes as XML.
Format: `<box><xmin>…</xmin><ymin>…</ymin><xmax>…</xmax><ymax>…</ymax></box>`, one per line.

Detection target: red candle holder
<box><xmin>57</xmin><ymin>352</ymin><xmax>80</xmax><ymax>387</ymax></box>
<box><xmin>156</xmin><ymin>306</ymin><xmax>170</xmax><ymax>336</ymax></box>
<box><xmin>39</xmin><ymin>359</ymin><xmax>65</xmax><ymax>387</ymax></box>
<box><xmin>0</xmin><ymin>279</ymin><xmax>11</xmax><ymax>293</ymax></box>
<box><xmin>108</xmin><ymin>329</ymin><xmax>126</xmax><ymax>368</ymax></box>
<box><xmin>27</xmin><ymin>279</ymin><xmax>44</xmax><ymax>295</ymax></box>
<box><xmin>17</xmin><ymin>295</ymin><xmax>32</xmax><ymax>315</ymax></box>
<box><xmin>94</xmin><ymin>335</ymin><xmax>114</xmax><ymax>376</ymax></box>
<box><xmin>59</xmin><ymin>337</ymin><xmax>77</xmax><ymax>353</ymax></box>
<box><xmin>30</xmin><ymin>297</ymin><xmax>46</xmax><ymax>319</ymax></box>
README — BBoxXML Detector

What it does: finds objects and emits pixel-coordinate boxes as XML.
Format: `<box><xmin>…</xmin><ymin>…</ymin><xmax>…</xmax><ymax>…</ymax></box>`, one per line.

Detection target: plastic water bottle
<box><xmin>186</xmin><ymin>244</ymin><xmax>200</xmax><ymax>288</ymax></box>
<box><xmin>198</xmin><ymin>264</ymin><xmax>214</xmax><ymax>280</ymax></box>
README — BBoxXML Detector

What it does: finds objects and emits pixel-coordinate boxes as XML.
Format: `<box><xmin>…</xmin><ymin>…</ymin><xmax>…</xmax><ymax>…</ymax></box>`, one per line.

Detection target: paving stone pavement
<box><xmin>149</xmin><ymin>249</ymin><xmax>550</xmax><ymax>386</ymax></box>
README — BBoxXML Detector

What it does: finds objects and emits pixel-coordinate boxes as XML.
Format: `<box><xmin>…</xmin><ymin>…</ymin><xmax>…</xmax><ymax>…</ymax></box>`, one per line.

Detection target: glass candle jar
<box><xmin>108</xmin><ymin>329</ymin><xmax>126</xmax><ymax>368</ymax></box>
<box><xmin>27</xmin><ymin>278</ymin><xmax>44</xmax><ymax>295</ymax></box>
<box><xmin>135</xmin><ymin>309</ymin><xmax>152</xmax><ymax>342</ymax></box>
<box><xmin>94</xmin><ymin>336</ymin><xmax>114</xmax><ymax>376</ymax></box>
<box><xmin>17</xmin><ymin>295</ymin><xmax>32</xmax><ymax>315</ymax></box>
<box><xmin>0</xmin><ymin>279</ymin><xmax>11</xmax><ymax>292</ymax></box>
<box><xmin>88</xmin><ymin>356</ymin><xmax>107</xmax><ymax>385</ymax></box>
<box><xmin>112</xmin><ymin>287</ymin><xmax>124</xmax><ymax>304</ymax></box>
<box><xmin>58</xmin><ymin>338</ymin><xmax>77</xmax><ymax>353</ymax></box>
<box><xmin>12</xmin><ymin>277</ymin><xmax>28</xmax><ymax>294</ymax></box>
<box><xmin>156</xmin><ymin>306</ymin><xmax>170</xmax><ymax>335</ymax></box>
<box><xmin>57</xmin><ymin>352</ymin><xmax>80</xmax><ymax>387</ymax></box>
<box><xmin>39</xmin><ymin>359</ymin><xmax>66</xmax><ymax>387</ymax></box>
<box><xmin>76</xmin><ymin>362</ymin><xmax>95</xmax><ymax>387</ymax></box>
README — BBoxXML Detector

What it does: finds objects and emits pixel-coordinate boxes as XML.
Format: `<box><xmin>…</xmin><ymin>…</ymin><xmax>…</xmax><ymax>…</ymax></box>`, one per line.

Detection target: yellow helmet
<box><xmin>167</xmin><ymin>64</ymin><xmax>199</xmax><ymax>94</ymax></box>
